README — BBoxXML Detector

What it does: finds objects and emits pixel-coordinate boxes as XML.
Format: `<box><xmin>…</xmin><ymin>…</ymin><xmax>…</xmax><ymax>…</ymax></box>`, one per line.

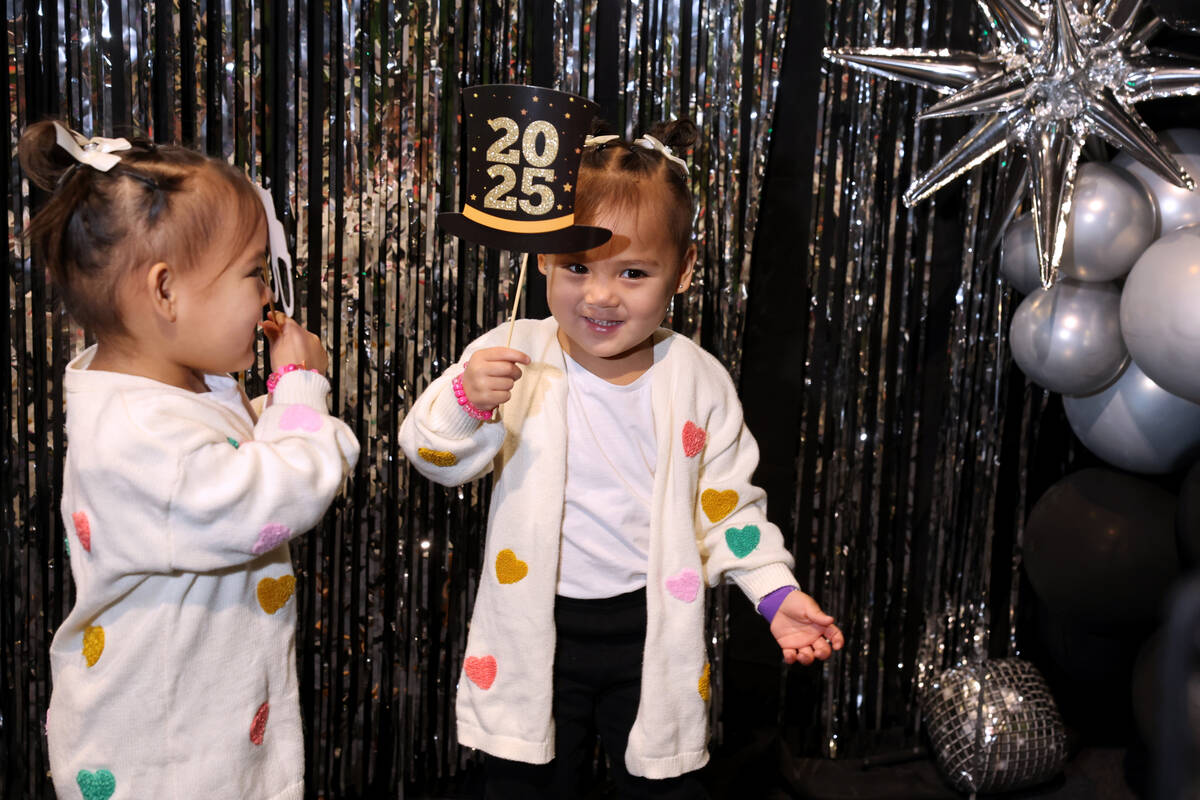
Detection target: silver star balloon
<box><xmin>826</xmin><ymin>0</ymin><xmax>1200</xmax><ymax>287</ymax></box>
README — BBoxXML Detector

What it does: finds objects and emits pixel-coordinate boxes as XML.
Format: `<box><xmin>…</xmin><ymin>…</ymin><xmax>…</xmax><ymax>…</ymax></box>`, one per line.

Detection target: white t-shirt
<box><xmin>556</xmin><ymin>353</ymin><xmax>657</xmax><ymax>598</ymax></box>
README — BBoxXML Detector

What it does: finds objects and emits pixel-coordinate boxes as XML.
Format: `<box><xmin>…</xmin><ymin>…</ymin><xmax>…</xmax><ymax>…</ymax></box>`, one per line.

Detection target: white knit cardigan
<box><xmin>50</xmin><ymin>347</ymin><xmax>360</xmax><ymax>800</ymax></box>
<box><xmin>399</xmin><ymin>318</ymin><xmax>798</xmax><ymax>779</ymax></box>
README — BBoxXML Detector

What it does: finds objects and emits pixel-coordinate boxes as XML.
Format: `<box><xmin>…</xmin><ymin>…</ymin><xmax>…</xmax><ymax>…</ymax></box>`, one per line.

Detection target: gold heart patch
<box><xmin>83</xmin><ymin>625</ymin><xmax>105</xmax><ymax>668</ymax></box>
<box><xmin>698</xmin><ymin>663</ymin><xmax>711</xmax><ymax>702</ymax></box>
<box><xmin>257</xmin><ymin>576</ymin><xmax>297</xmax><ymax>615</ymax></box>
<box><xmin>701</xmin><ymin>489</ymin><xmax>738</xmax><ymax>523</ymax></box>
<box><xmin>418</xmin><ymin>448</ymin><xmax>458</xmax><ymax>467</ymax></box>
<box><xmin>495</xmin><ymin>549</ymin><xmax>528</xmax><ymax>584</ymax></box>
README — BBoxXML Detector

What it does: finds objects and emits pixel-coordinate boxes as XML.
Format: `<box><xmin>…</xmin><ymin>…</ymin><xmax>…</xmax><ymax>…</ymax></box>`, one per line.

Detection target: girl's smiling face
<box><xmin>539</xmin><ymin>195</ymin><xmax>695</xmax><ymax>384</ymax></box>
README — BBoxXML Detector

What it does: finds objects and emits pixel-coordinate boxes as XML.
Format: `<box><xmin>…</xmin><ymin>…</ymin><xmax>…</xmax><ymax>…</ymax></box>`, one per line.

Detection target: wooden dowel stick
<box><xmin>505</xmin><ymin>251</ymin><xmax>530</xmax><ymax>348</ymax></box>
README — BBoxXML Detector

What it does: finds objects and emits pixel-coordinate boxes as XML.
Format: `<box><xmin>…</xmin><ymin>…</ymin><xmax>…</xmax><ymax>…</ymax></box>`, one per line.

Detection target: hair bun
<box><xmin>589</xmin><ymin>116</ymin><xmax>617</xmax><ymax>137</ymax></box>
<box><xmin>18</xmin><ymin>120</ymin><xmax>83</xmax><ymax>191</ymax></box>
<box><xmin>647</xmin><ymin>119</ymin><xmax>698</xmax><ymax>152</ymax></box>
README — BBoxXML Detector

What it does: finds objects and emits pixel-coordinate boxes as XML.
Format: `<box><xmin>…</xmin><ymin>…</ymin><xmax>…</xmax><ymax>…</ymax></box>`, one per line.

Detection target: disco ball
<box><xmin>922</xmin><ymin>658</ymin><xmax>1066</xmax><ymax>794</ymax></box>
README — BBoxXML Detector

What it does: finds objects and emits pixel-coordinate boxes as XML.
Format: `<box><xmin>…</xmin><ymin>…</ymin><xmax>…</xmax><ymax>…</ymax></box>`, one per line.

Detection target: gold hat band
<box><xmin>462</xmin><ymin>204</ymin><xmax>575</xmax><ymax>234</ymax></box>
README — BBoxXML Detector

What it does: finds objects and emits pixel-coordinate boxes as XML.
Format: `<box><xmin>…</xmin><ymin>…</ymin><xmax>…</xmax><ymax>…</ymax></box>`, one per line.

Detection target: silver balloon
<box><xmin>1000</xmin><ymin>213</ymin><xmax>1042</xmax><ymax>295</ymax></box>
<box><xmin>1004</xmin><ymin>163</ymin><xmax>1159</xmax><ymax>291</ymax></box>
<box><xmin>1058</xmin><ymin>162</ymin><xmax>1157</xmax><ymax>282</ymax></box>
<box><xmin>1010</xmin><ymin>278</ymin><xmax>1127</xmax><ymax>396</ymax></box>
<box><xmin>922</xmin><ymin>659</ymin><xmax>1067</xmax><ymax>794</ymax></box>
<box><xmin>1115</xmin><ymin>129</ymin><xmax>1200</xmax><ymax>238</ymax></box>
<box><xmin>1064</xmin><ymin>360</ymin><xmax>1200</xmax><ymax>474</ymax></box>
<box><xmin>1120</xmin><ymin>225</ymin><xmax>1200</xmax><ymax>403</ymax></box>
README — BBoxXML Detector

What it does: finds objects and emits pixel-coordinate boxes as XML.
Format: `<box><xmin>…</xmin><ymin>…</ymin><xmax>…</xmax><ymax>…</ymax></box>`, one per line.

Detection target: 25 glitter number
<box><xmin>483</xmin><ymin>117</ymin><xmax>560</xmax><ymax>216</ymax></box>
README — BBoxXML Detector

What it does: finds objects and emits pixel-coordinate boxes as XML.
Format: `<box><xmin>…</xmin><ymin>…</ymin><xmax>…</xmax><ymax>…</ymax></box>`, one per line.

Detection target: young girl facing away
<box><xmin>20</xmin><ymin>121</ymin><xmax>360</xmax><ymax>799</ymax></box>
<box><xmin>399</xmin><ymin>121</ymin><xmax>843</xmax><ymax>798</ymax></box>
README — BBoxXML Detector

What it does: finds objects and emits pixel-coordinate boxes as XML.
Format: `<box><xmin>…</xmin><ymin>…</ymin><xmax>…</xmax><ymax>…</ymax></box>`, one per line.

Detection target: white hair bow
<box><xmin>583</xmin><ymin>134</ymin><xmax>620</xmax><ymax>148</ymax></box>
<box><xmin>53</xmin><ymin>122</ymin><xmax>131</xmax><ymax>172</ymax></box>
<box><xmin>633</xmin><ymin>134</ymin><xmax>689</xmax><ymax>172</ymax></box>
<box><xmin>583</xmin><ymin>132</ymin><xmax>689</xmax><ymax>173</ymax></box>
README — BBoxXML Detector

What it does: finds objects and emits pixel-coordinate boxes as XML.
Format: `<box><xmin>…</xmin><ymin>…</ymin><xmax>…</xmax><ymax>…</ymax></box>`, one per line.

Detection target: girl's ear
<box><xmin>675</xmin><ymin>244</ymin><xmax>697</xmax><ymax>294</ymax></box>
<box><xmin>536</xmin><ymin>254</ymin><xmax>549</xmax><ymax>276</ymax></box>
<box><xmin>146</xmin><ymin>262</ymin><xmax>178</xmax><ymax>322</ymax></box>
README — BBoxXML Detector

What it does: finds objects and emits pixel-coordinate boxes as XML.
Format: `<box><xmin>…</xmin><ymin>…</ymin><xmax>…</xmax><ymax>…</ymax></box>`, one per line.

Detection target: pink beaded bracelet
<box><xmin>267</xmin><ymin>362</ymin><xmax>320</xmax><ymax>392</ymax></box>
<box><xmin>452</xmin><ymin>373</ymin><xmax>494</xmax><ymax>421</ymax></box>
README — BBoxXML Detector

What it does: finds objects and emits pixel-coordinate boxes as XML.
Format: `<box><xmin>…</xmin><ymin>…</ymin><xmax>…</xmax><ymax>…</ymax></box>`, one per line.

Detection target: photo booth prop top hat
<box><xmin>438</xmin><ymin>84</ymin><xmax>612</xmax><ymax>254</ymax></box>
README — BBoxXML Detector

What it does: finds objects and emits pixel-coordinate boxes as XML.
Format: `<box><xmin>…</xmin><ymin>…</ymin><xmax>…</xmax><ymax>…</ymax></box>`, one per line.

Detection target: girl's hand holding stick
<box><xmin>260</xmin><ymin>311</ymin><xmax>329</xmax><ymax>375</ymax></box>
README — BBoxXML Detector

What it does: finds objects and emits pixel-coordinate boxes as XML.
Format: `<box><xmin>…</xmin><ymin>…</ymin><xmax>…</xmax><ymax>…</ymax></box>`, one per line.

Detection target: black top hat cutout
<box><xmin>438</xmin><ymin>84</ymin><xmax>613</xmax><ymax>254</ymax></box>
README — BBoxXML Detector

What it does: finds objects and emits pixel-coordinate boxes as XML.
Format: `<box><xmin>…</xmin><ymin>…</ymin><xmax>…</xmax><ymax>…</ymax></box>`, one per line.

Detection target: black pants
<box><xmin>484</xmin><ymin>588</ymin><xmax>707</xmax><ymax>799</ymax></box>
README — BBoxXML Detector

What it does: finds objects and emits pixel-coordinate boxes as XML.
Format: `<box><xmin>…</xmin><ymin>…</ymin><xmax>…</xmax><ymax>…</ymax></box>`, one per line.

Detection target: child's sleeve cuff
<box><xmin>756</xmin><ymin>586</ymin><xmax>799</xmax><ymax>624</ymax></box>
<box><xmin>270</xmin><ymin>370</ymin><xmax>331</xmax><ymax>410</ymax></box>
<box><xmin>426</xmin><ymin>379</ymin><xmax>488</xmax><ymax>439</ymax></box>
<box><xmin>730</xmin><ymin>562</ymin><xmax>800</xmax><ymax>607</ymax></box>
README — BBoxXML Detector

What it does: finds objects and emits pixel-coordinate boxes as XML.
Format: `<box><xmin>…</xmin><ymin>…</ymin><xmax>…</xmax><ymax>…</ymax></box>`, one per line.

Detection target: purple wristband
<box><xmin>757</xmin><ymin>586</ymin><xmax>797</xmax><ymax>624</ymax></box>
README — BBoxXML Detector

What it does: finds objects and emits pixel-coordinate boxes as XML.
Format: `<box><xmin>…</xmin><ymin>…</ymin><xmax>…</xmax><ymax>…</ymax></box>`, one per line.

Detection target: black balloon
<box><xmin>1151</xmin><ymin>0</ymin><xmax>1200</xmax><ymax>32</ymax></box>
<box><xmin>1024</xmin><ymin>468</ymin><xmax>1179</xmax><ymax>633</ymax></box>
<box><xmin>1036</xmin><ymin>602</ymin><xmax>1141</xmax><ymax>685</ymax></box>
<box><xmin>1177</xmin><ymin>460</ymin><xmax>1200</xmax><ymax>567</ymax></box>
<box><xmin>1131</xmin><ymin>630</ymin><xmax>1165</xmax><ymax>746</ymax></box>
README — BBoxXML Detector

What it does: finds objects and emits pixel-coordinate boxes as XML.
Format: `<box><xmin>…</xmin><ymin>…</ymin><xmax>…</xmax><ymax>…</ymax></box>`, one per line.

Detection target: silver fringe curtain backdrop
<box><xmin>795</xmin><ymin>0</ymin><xmax>1057</xmax><ymax>757</ymax></box>
<box><xmin>2</xmin><ymin>0</ymin><xmax>791</xmax><ymax>795</ymax></box>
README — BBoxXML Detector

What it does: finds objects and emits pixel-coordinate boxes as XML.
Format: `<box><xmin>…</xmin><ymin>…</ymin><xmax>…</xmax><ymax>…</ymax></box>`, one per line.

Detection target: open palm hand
<box><xmin>769</xmin><ymin>590</ymin><xmax>844</xmax><ymax>665</ymax></box>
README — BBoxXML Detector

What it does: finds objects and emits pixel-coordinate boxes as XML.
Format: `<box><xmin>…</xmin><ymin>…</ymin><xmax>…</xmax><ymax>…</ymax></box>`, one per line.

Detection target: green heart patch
<box><xmin>724</xmin><ymin>525</ymin><xmax>760</xmax><ymax>558</ymax></box>
<box><xmin>76</xmin><ymin>768</ymin><xmax>116</xmax><ymax>800</ymax></box>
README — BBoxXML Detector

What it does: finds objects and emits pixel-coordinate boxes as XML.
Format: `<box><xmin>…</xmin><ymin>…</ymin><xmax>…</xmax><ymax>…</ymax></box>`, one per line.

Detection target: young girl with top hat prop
<box><xmin>403</xmin><ymin>83</ymin><xmax>843</xmax><ymax>797</ymax></box>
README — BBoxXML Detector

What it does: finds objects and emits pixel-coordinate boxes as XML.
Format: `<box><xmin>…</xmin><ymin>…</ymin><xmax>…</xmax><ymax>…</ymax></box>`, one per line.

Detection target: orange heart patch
<box><xmin>465</xmin><ymin>655</ymin><xmax>498</xmax><ymax>690</ymax></box>
<box><xmin>495</xmin><ymin>549</ymin><xmax>528</xmax><ymax>584</ymax></box>
<box><xmin>701</xmin><ymin>489</ymin><xmax>738</xmax><ymax>523</ymax></box>
<box><xmin>682</xmin><ymin>422</ymin><xmax>707</xmax><ymax>457</ymax></box>
<box><xmin>698</xmin><ymin>663</ymin><xmax>711</xmax><ymax>702</ymax></box>
<box><xmin>83</xmin><ymin>625</ymin><xmax>105</xmax><ymax>668</ymax></box>
<box><xmin>418</xmin><ymin>447</ymin><xmax>458</xmax><ymax>467</ymax></box>
<box><xmin>257</xmin><ymin>576</ymin><xmax>297</xmax><ymax>614</ymax></box>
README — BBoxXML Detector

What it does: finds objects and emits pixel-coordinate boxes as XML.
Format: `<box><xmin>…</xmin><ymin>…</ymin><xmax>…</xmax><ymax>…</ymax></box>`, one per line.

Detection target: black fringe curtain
<box><xmin>741</xmin><ymin>0</ymin><xmax>1071</xmax><ymax>759</ymax></box>
<box><xmin>779</xmin><ymin>0</ymin><xmax>1032</xmax><ymax>755</ymax></box>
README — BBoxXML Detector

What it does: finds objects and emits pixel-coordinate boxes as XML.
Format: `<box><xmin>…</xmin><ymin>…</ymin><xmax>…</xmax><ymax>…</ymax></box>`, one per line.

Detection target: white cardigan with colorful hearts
<box><xmin>399</xmin><ymin>318</ymin><xmax>799</xmax><ymax>779</ymax></box>
<box><xmin>49</xmin><ymin>348</ymin><xmax>359</xmax><ymax>800</ymax></box>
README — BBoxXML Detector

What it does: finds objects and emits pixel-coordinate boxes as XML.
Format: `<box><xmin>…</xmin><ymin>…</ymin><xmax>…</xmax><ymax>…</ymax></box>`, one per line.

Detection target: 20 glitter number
<box><xmin>483</xmin><ymin>117</ymin><xmax>560</xmax><ymax>216</ymax></box>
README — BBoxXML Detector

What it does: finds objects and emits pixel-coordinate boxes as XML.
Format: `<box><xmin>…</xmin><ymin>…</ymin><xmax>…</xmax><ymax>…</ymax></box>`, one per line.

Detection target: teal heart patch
<box><xmin>76</xmin><ymin>768</ymin><xmax>116</xmax><ymax>800</ymax></box>
<box><xmin>725</xmin><ymin>525</ymin><xmax>760</xmax><ymax>558</ymax></box>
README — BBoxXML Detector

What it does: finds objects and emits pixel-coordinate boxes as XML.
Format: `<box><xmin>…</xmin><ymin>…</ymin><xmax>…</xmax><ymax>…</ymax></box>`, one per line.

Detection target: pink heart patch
<box><xmin>682</xmin><ymin>422</ymin><xmax>706</xmax><ymax>457</ymax></box>
<box><xmin>464</xmin><ymin>655</ymin><xmax>497</xmax><ymax>690</ymax></box>
<box><xmin>249</xmin><ymin>701</ymin><xmax>270</xmax><ymax>745</ymax></box>
<box><xmin>252</xmin><ymin>523</ymin><xmax>292</xmax><ymax>554</ymax></box>
<box><xmin>72</xmin><ymin>511</ymin><xmax>92</xmax><ymax>552</ymax></box>
<box><xmin>665</xmin><ymin>568</ymin><xmax>700</xmax><ymax>603</ymax></box>
<box><xmin>279</xmin><ymin>405</ymin><xmax>323</xmax><ymax>432</ymax></box>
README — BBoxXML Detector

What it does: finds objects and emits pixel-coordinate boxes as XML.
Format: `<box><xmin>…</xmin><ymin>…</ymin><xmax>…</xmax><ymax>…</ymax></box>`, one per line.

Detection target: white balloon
<box><xmin>1114</xmin><ymin>128</ymin><xmax>1200</xmax><ymax>238</ymax></box>
<box><xmin>1120</xmin><ymin>225</ymin><xmax>1200</xmax><ymax>403</ymax></box>
<box><xmin>1064</xmin><ymin>360</ymin><xmax>1200</xmax><ymax>474</ymax></box>
<box><xmin>1001</xmin><ymin>214</ymin><xmax>1042</xmax><ymax>295</ymax></box>
<box><xmin>1010</xmin><ymin>279</ymin><xmax>1127</xmax><ymax>396</ymax></box>
<box><xmin>1058</xmin><ymin>162</ymin><xmax>1157</xmax><ymax>283</ymax></box>
<box><xmin>1001</xmin><ymin>163</ymin><xmax>1156</xmax><ymax>292</ymax></box>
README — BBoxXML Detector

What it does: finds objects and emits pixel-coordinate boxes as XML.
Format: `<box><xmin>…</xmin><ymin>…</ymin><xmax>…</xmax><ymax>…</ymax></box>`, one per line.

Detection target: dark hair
<box><xmin>577</xmin><ymin>119</ymin><xmax>697</xmax><ymax>261</ymax></box>
<box><xmin>18</xmin><ymin>120</ymin><xmax>264</xmax><ymax>337</ymax></box>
